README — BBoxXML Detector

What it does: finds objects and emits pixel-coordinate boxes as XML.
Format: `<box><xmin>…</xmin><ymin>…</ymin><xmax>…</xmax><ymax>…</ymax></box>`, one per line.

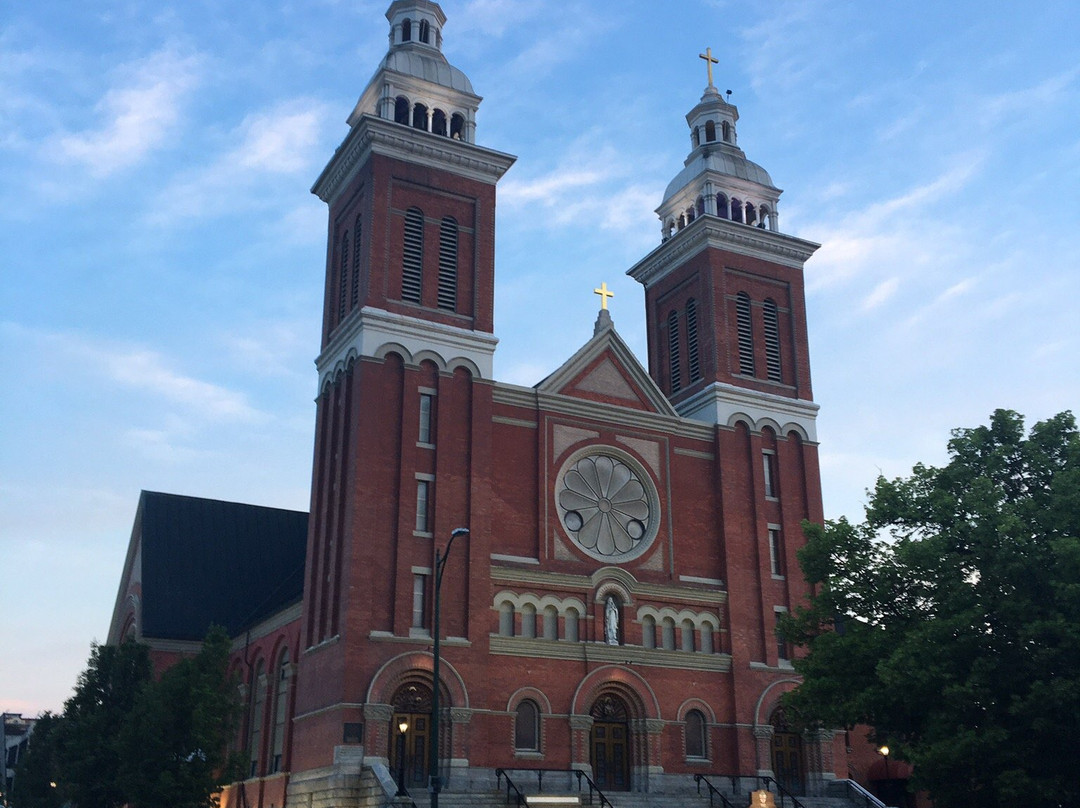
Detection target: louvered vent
<box><xmin>338</xmin><ymin>234</ymin><xmax>349</xmax><ymax>323</ymax></box>
<box><xmin>402</xmin><ymin>208</ymin><xmax>423</xmax><ymax>303</ymax></box>
<box><xmin>437</xmin><ymin>217</ymin><xmax>458</xmax><ymax>311</ymax></box>
<box><xmin>686</xmin><ymin>299</ymin><xmax>701</xmax><ymax>382</ymax></box>
<box><xmin>668</xmin><ymin>310</ymin><xmax>682</xmax><ymax>393</ymax></box>
<box><xmin>736</xmin><ymin>292</ymin><xmax>755</xmax><ymax>376</ymax></box>
<box><xmin>350</xmin><ymin>215</ymin><xmax>362</xmax><ymax>310</ymax></box>
<box><xmin>764</xmin><ymin>298</ymin><xmax>782</xmax><ymax>382</ymax></box>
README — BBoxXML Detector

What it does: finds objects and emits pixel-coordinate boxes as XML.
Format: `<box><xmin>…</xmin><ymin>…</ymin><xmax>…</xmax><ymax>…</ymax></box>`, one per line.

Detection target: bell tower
<box><xmin>627</xmin><ymin>58</ymin><xmax>819</xmax><ymax>441</ymax></box>
<box><xmin>310</xmin><ymin>0</ymin><xmax>515</xmax><ymax>386</ymax></box>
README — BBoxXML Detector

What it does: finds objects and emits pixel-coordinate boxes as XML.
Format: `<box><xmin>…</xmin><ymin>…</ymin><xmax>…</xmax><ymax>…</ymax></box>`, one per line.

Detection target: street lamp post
<box><xmin>395</xmin><ymin>719</ymin><xmax>409</xmax><ymax>796</ymax></box>
<box><xmin>429</xmin><ymin>527</ymin><xmax>469</xmax><ymax>808</ymax></box>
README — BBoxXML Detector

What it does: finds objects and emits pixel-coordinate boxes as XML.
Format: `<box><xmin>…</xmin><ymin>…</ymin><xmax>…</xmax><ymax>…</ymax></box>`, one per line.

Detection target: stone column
<box><xmin>569</xmin><ymin>715</ymin><xmax>594</xmax><ymax>773</ymax></box>
<box><xmin>363</xmin><ymin>703</ymin><xmax>394</xmax><ymax>762</ymax></box>
<box><xmin>753</xmin><ymin>725</ymin><xmax>775</xmax><ymax>777</ymax></box>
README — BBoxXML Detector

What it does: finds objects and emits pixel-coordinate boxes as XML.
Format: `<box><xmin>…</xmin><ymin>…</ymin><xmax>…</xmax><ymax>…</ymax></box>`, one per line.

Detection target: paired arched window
<box><xmin>437</xmin><ymin>217</ymin><xmax>458</xmax><ymax>310</ymax></box>
<box><xmin>515</xmin><ymin>700</ymin><xmax>540</xmax><ymax>751</ymax></box>
<box><xmin>764</xmin><ymin>298</ymin><xmax>781</xmax><ymax>382</ymax></box>
<box><xmin>685</xmin><ymin>709</ymin><xmax>707</xmax><ymax>759</ymax></box>
<box><xmin>418</xmin><ymin>19</ymin><xmax>430</xmax><ymax>43</ymax></box>
<box><xmin>402</xmin><ymin>207</ymin><xmax>424</xmax><ymax>303</ymax></box>
<box><xmin>668</xmin><ymin>310</ymin><xmax>681</xmax><ymax>393</ymax></box>
<box><xmin>269</xmin><ymin>649</ymin><xmax>289</xmax><ymax>773</ymax></box>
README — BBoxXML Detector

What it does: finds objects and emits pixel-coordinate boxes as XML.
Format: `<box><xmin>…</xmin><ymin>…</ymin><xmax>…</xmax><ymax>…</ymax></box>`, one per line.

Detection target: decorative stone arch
<box><xmin>757</xmin><ymin>417</ymin><xmax>783</xmax><ymax>437</ymax></box>
<box><xmin>676</xmin><ymin>697</ymin><xmax>716</xmax><ymax>724</ymax></box>
<box><xmin>783</xmin><ymin>423</ymin><xmax>811</xmax><ymax>442</ymax></box>
<box><xmin>373</xmin><ymin>342</ymin><xmax>414</xmax><ymax>364</ymax></box>
<box><xmin>445</xmin><ymin>356</ymin><xmax>481</xmax><ymax>377</ymax></box>
<box><xmin>677</xmin><ymin>697</ymin><xmax>715</xmax><ymax>762</ymax></box>
<box><xmin>571</xmin><ymin>667</ymin><xmax>663</xmax><ymax>791</ymax></box>
<box><xmin>725</xmin><ymin>411</ymin><xmax>756</xmax><ymax>431</ymax></box>
<box><xmin>507</xmin><ymin>686</ymin><xmax>552</xmax><ymax>715</ymax></box>
<box><xmin>411</xmin><ymin>349</ymin><xmax>448</xmax><ymax>372</ymax></box>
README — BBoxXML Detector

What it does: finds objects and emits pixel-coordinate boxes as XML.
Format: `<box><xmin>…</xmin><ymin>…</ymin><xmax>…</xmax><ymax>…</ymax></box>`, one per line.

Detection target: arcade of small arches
<box><xmin>393</xmin><ymin>16</ymin><xmax>442</xmax><ymax>49</ymax></box>
<box><xmin>492</xmin><ymin>591</ymin><xmax>722</xmax><ymax>655</ymax></box>
<box><xmin>317</xmin><ymin>344</ymin><xmax>485</xmax><ymax>393</ymax></box>
<box><xmin>691</xmin><ymin>118</ymin><xmax>734</xmax><ymax>149</ymax></box>
<box><xmin>392</xmin><ymin>95</ymin><xmax>467</xmax><ymax>140</ymax></box>
<box><xmin>664</xmin><ymin>193</ymin><xmax>778</xmax><ymax>240</ymax></box>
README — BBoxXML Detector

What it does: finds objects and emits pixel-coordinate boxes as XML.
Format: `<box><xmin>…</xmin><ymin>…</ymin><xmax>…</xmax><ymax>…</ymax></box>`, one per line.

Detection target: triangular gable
<box><xmin>536</xmin><ymin>321</ymin><xmax>677</xmax><ymax>416</ymax></box>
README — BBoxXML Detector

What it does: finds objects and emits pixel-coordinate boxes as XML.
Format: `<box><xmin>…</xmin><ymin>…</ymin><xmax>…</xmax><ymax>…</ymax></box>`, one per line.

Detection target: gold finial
<box><xmin>594</xmin><ymin>282</ymin><xmax>614</xmax><ymax>311</ymax></box>
<box><xmin>699</xmin><ymin>47</ymin><xmax>719</xmax><ymax>88</ymax></box>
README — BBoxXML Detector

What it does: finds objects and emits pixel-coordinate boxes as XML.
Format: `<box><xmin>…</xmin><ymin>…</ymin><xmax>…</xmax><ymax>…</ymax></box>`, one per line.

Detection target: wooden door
<box><xmin>771</xmin><ymin>730</ymin><xmax>804</xmax><ymax>796</ymax></box>
<box><xmin>591</xmin><ymin>721</ymin><xmax>629</xmax><ymax>791</ymax></box>
<box><xmin>390</xmin><ymin>712</ymin><xmax>430</xmax><ymax>789</ymax></box>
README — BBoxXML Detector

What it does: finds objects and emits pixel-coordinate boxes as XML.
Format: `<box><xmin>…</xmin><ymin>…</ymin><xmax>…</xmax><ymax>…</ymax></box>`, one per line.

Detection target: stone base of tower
<box><xmin>286</xmin><ymin>759</ymin><xmax>399</xmax><ymax>808</ymax></box>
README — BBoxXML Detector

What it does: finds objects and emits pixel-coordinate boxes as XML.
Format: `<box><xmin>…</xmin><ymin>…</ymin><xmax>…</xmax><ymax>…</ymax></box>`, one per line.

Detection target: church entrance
<box><xmin>770</xmin><ymin>708</ymin><xmax>804</xmax><ymax>796</ymax></box>
<box><xmin>590</xmin><ymin>694</ymin><xmax>630</xmax><ymax>791</ymax></box>
<box><xmin>390</xmin><ymin>683</ymin><xmax>432</xmax><ymax>790</ymax></box>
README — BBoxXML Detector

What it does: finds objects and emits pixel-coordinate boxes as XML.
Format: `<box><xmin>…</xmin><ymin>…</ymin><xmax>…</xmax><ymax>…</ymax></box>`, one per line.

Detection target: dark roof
<box><xmin>139</xmin><ymin>491</ymin><xmax>308</xmax><ymax>641</ymax></box>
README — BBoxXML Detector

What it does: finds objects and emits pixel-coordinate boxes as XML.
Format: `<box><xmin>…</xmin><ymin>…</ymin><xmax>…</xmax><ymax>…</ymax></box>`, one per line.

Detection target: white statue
<box><xmin>605</xmin><ymin>596</ymin><xmax>619</xmax><ymax>645</ymax></box>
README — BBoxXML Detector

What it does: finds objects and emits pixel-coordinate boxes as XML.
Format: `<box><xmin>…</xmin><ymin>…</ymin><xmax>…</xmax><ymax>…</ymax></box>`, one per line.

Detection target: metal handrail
<box><xmin>571</xmin><ymin>769</ymin><xmax>612</xmax><ymax>808</ymax></box>
<box><xmin>494</xmin><ymin>769</ymin><xmax>528</xmax><ymax>807</ymax></box>
<box><xmin>836</xmin><ymin>778</ymin><xmax>889</xmax><ymax>808</ymax></box>
<box><xmin>694</xmin><ymin>774</ymin><xmax>736</xmax><ymax>808</ymax></box>
<box><xmin>701</xmin><ymin>774</ymin><xmax>807</xmax><ymax>808</ymax></box>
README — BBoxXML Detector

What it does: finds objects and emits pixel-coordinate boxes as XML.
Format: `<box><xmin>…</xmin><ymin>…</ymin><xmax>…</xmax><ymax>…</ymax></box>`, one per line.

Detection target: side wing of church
<box><xmin>108</xmin><ymin>3</ymin><xmax>857</xmax><ymax>806</ymax></box>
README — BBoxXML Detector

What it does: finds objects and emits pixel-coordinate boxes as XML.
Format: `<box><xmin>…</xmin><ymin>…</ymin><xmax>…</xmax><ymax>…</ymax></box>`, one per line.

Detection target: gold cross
<box><xmin>699</xmin><ymin>47</ymin><xmax>718</xmax><ymax>88</ymax></box>
<box><xmin>594</xmin><ymin>282</ymin><xmax>614</xmax><ymax>310</ymax></box>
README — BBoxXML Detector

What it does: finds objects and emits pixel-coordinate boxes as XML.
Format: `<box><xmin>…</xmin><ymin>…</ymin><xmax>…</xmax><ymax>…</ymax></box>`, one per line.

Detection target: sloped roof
<box><xmin>138</xmin><ymin>491</ymin><xmax>308</xmax><ymax>641</ymax></box>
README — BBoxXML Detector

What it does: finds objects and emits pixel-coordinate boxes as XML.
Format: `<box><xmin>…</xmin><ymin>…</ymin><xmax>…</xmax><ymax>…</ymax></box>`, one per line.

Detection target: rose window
<box><xmin>556</xmin><ymin>452</ymin><xmax>657</xmax><ymax>561</ymax></box>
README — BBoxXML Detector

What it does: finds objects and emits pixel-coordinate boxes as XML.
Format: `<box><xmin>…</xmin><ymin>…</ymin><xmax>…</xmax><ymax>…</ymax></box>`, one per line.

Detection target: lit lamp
<box><xmin>430</xmin><ymin>527</ymin><xmax>469</xmax><ymax>808</ymax></box>
<box><xmin>395</xmin><ymin>719</ymin><xmax>409</xmax><ymax>796</ymax></box>
<box><xmin>878</xmin><ymin>745</ymin><xmax>891</xmax><ymax>780</ymax></box>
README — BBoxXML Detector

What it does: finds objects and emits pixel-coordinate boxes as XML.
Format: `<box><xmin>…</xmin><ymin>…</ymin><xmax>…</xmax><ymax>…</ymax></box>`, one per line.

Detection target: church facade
<box><xmin>108</xmin><ymin>2</ymin><xmax>850</xmax><ymax>806</ymax></box>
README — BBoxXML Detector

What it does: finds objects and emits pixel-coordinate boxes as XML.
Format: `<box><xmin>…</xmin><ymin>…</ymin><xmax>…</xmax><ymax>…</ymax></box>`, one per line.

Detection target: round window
<box><xmin>555</xmin><ymin>449</ymin><xmax>659</xmax><ymax>562</ymax></box>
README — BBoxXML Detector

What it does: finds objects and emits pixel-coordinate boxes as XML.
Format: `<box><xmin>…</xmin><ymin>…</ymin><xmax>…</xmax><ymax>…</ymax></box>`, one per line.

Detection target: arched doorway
<box><xmin>390</xmin><ymin>682</ymin><xmax>432</xmax><ymax>790</ymax></box>
<box><xmin>770</xmin><ymin>707</ymin><xmax>804</xmax><ymax>796</ymax></box>
<box><xmin>590</xmin><ymin>694</ymin><xmax>630</xmax><ymax>791</ymax></box>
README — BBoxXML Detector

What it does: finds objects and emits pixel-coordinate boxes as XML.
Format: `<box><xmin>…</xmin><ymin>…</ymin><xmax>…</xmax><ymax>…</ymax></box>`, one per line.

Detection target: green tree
<box><xmin>55</xmin><ymin>639</ymin><xmax>153</xmax><ymax>808</ymax></box>
<box><xmin>118</xmin><ymin>625</ymin><xmax>244</xmax><ymax>808</ymax></box>
<box><xmin>782</xmin><ymin>409</ymin><xmax>1080</xmax><ymax>808</ymax></box>
<box><xmin>10</xmin><ymin>712</ymin><xmax>64</xmax><ymax>808</ymax></box>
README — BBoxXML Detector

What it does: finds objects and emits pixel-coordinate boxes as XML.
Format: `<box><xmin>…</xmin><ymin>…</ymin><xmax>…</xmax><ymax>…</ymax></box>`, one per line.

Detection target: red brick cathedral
<box><xmin>110</xmin><ymin>2</ymin><xmax>853</xmax><ymax>806</ymax></box>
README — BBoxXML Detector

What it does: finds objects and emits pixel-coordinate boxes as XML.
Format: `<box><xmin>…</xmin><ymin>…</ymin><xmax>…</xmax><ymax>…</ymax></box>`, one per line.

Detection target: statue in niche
<box><xmin>604</xmin><ymin>596</ymin><xmax>619</xmax><ymax>645</ymax></box>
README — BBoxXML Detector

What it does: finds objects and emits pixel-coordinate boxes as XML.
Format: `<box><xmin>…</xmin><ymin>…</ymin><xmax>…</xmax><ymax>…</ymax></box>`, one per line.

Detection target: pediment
<box><xmin>536</xmin><ymin>323</ymin><xmax>677</xmax><ymax>417</ymax></box>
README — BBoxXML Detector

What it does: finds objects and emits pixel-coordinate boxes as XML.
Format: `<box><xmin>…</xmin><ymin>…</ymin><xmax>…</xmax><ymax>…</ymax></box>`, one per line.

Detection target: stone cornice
<box><xmin>488</xmin><ymin>635</ymin><xmax>732</xmax><ymax>672</ymax></box>
<box><xmin>627</xmin><ymin>216</ymin><xmax>820</xmax><ymax>286</ymax></box>
<box><xmin>312</xmin><ymin>114</ymin><xmax>516</xmax><ymax>204</ymax></box>
<box><xmin>491</xmin><ymin>383</ymin><xmax>716</xmax><ymax>443</ymax></box>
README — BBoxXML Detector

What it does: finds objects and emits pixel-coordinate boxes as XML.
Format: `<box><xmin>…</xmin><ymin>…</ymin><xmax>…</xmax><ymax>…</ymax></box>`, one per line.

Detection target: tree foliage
<box><xmin>14</xmin><ymin>627</ymin><xmax>242</xmax><ymax>808</ymax></box>
<box><xmin>782</xmin><ymin>409</ymin><xmax>1080</xmax><ymax>808</ymax></box>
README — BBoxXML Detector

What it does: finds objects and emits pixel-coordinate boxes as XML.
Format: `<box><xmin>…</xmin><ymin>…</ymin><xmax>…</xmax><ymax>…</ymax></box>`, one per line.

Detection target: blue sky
<box><xmin>3</xmin><ymin>0</ymin><xmax>1078</xmax><ymax>716</ymax></box>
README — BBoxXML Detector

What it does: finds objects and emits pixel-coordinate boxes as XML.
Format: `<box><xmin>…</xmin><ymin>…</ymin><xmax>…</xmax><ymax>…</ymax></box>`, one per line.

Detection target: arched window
<box><xmin>338</xmin><ymin>233</ymin><xmax>349</xmax><ymax>323</ymax></box>
<box><xmin>431</xmin><ymin>108</ymin><xmax>447</xmax><ymax>136</ymax></box>
<box><xmin>499</xmin><ymin>601</ymin><xmax>515</xmax><ymax>636</ymax></box>
<box><xmin>402</xmin><ymin>18</ymin><xmax>412</xmax><ymax>41</ymax></box>
<box><xmin>270</xmin><ymin>649</ymin><xmax>289</xmax><ymax>773</ymax></box>
<box><xmin>419</xmin><ymin>19</ymin><xmax>430</xmax><ymax>43</ymax></box>
<box><xmin>437</xmin><ymin>217</ymin><xmax>458</xmax><ymax>311</ymax></box>
<box><xmin>662</xmin><ymin>617</ymin><xmax>676</xmax><ymax>651</ymax></box>
<box><xmin>716</xmin><ymin>193</ymin><xmax>729</xmax><ymax>219</ymax></box>
<box><xmin>681</xmin><ymin>618</ymin><xmax>696</xmax><ymax>652</ymax></box>
<box><xmin>565</xmin><ymin>607</ymin><xmax>579</xmax><ymax>642</ymax></box>
<box><xmin>412</xmin><ymin>103</ymin><xmax>428</xmax><ymax>130</ymax></box>
<box><xmin>736</xmin><ymin>292</ymin><xmax>754</xmax><ymax>376</ymax></box>
<box><xmin>692</xmin><ymin>127</ymin><xmax>700</xmax><ymax>147</ymax></box>
<box><xmin>394</xmin><ymin>96</ymin><xmax>410</xmax><ymax>125</ymax></box>
<box><xmin>521</xmin><ymin>603</ymin><xmax>537</xmax><ymax>638</ymax></box>
<box><xmin>685</xmin><ymin>709</ymin><xmax>707</xmax><ymax>759</ymax></box>
<box><xmin>722</xmin><ymin>121</ymin><xmax>731</xmax><ymax>142</ymax></box>
<box><xmin>686</xmin><ymin>299</ymin><xmax>701</xmax><ymax>383</ymax></box>
<box><xmin>543</xmin><ymin>606</ymin><xmax>558</xmax><ymax>640</ymax></box>
<box><xmin>701</xmin><ymin>623</ymin><xmax>714</xmax><ymax>654</ymax></box>
<box><xmin>686</xmin><ymin>206</ymin><xmax>695</xmax><ymax>223</ymax></box>
<box><xmin>450</xmin><ymin>113</ymin><xmax>465</xmax><ymax>140</ymax></box>
<box><xmin>746</xmin><ymin>202</ymin><xmax>757</xmax><ymax>226</ymax></box>
<box><xmin>350</xmin><ymin>215</ymin><xmax>362</xmax><ymax>310</ymax></box>
<box><xmin>402</xmin><ymin>207</ymin><xmax>423</xmax><ymax>303</ymax></box>
<box><xmin>764</xmin><ymin>299</ymin><xmax>781</xmax><ymax>382</ymax></box>
<box><xmin>667</xmin><ymin>310</ymin><xmax>681</xmax><ymax>393</ymax></box>
<box><xmin>514</xmin><ymin>700</ymin><xmax>540</xmax><ymax>751</ymax></box>
<box><xmin>642</xmin><ymin>615</ymin><xmax>656</xmax><ymax>650</ymax></box>
<box><xmin>248</xmin><ymin>661</ymin><xmax>266</xmax><ymax>777</ymax></box>
<box><xmin>696</xmin><ymin>196</ymin><xmax>705</xmax><ymax>217</ymax></box>
<box><xmin>730</xmin><ymin>197</ymin><xmax>743</xmax><ymax>223</ymax></box>
<box><xmin>705</xmin><ymin>120</ymin><xmax>716</xmax><ymax>142</ymax></box>
<box><xmin>758</xmin><ymin>205</ymin><xmax>771</xmax><ymax>230</ymax></box>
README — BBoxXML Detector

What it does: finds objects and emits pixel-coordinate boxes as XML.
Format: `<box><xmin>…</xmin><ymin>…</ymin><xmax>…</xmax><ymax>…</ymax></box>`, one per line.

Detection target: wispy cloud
<box><xmin>862</xmin><ymin>277</ymin><xmax>899</xmax><ymax>310</ymax></box>
<box><xmin>52</xmin><ymin>47</ymin><xmax>202</xmax><ymax>177</ymax></box>
<box><xmin>148</xmin><ymin>99</ymin><xmax>329</xmax><ymax>222</ymax></box>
